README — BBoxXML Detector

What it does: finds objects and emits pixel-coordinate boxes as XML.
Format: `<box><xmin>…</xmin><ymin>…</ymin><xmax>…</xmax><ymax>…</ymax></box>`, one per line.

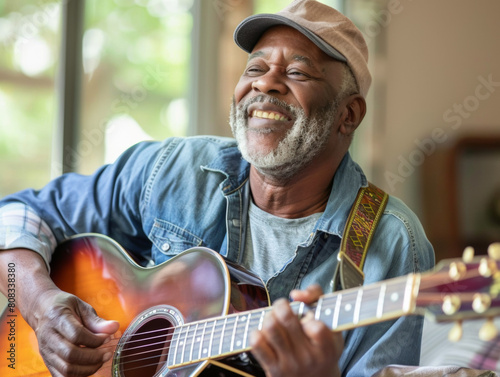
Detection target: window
<box><xmin>77</xmin><ymin>0</ymin><xmax>194</xmax><ymax>174</ymax></box>
<box><xmin>0</xmin><ymin>1</ymin><xmax>61</xmax><ymax>196</ymax></box>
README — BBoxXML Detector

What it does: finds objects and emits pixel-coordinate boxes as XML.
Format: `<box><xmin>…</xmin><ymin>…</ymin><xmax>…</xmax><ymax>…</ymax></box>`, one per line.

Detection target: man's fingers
<box><xmin>77</xmin><ymin>299</ymin><xmax>120</xmax><ymax>336</ymax></box>
<box><xmin>38</xmin><ymin>328</ymin><xmax>112</xmax><ymax>377</ymax></box>
<box><xmin>53</xmin><ymin>333</ymin><xmax>112</xmax><ymax>365</ymax></box>
<box><xmin>250</xmin><ymin>300</ymin><xmax>314</xmax><ymax>375</ymax></box>
<box><xmin>289</xmin><ymin>284</ymin><xmax>323</xmax><ymax>304</ymax></box>
<box><xmin>250</xmin><ymin>329</ymin><xmax>279</xmax><ymax>370</ymax></box>
<box><xmin>44</xmin><ymin>295</ymin><xmax>118</xmax><ymax>349</ymax></box>
<box><xmin>267</xmin><ymin>299</ymin><xmax>305</xmax><ymax>352</ymax></box>
<box><xmin>47</xmin><ymin>351</ymin><xmax>108</xmax><ymax>377</ymax></box>
<box><xmin>303</xmin><ymin>316</ymin><xmax>342</xmax><ymax>347</ymax></box>
<box><xmin>249</xmin><ymin>293</ymin><xmax>345</xmax><ymax>377</ymax></box>
<box><xmin>51</xmin><ymin>306</ymin><xmax>110</xmax><ymax>349</ymax></box>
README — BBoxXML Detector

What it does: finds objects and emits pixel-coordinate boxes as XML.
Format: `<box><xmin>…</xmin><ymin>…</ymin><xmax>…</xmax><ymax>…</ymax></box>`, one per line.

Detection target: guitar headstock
<box><xmin>417</xmin><ymin>243</ymin><xmax>500</xmax><ymax>341</ymax></box>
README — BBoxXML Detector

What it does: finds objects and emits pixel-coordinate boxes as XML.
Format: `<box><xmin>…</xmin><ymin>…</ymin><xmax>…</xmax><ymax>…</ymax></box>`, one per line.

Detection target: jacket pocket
<box><xmin>149</xmin><ymin>218</ymin><xmax>203</xmax><ymax>259</ymax></box>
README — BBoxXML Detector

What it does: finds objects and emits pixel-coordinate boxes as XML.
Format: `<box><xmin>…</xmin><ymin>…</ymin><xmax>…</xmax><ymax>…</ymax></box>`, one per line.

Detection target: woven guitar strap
<box><xmin>332</xmin><ymin>182</ymin><xmax>388</xmax><ymax>291</ymax></box>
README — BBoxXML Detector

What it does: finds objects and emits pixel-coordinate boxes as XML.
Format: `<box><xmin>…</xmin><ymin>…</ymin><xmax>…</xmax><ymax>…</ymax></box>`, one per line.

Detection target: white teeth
<box><xmin>251</xmin><ymin>110</ymin><xmax>288</xmax><ymax>121</ymax></box>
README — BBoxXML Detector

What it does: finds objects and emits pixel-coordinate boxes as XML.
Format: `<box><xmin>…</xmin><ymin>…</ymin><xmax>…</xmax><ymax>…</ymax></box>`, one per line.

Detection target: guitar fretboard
<box><xmin>167</xmin><ymin>274</ymin><xmax>419</xmax><ymax>368</ymax></box>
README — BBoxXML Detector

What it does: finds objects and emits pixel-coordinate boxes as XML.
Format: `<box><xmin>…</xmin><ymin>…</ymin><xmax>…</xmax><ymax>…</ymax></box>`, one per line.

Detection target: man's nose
<box><xmin>251</xmin><ymin>72</ymin><xmax>288</xmax><ymax>95</ymax></box>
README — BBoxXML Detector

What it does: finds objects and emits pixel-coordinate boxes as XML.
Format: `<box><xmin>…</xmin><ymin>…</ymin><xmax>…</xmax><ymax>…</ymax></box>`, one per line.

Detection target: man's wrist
<box><xmin>0</xmin><ymin>248</ymin><xmax>55</xmax><ymax>320</ymax></box>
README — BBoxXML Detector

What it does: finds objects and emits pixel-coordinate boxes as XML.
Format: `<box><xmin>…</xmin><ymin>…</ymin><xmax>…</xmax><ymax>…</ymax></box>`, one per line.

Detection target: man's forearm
<box><xmin>0</xmin><ymin>249</ymin><xmax>58</xmax><ymax>324</ymax></box>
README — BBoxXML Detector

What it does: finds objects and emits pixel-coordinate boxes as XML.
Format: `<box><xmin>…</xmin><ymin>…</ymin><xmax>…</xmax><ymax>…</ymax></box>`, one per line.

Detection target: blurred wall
<box><xmin>364</xmin><ymin>0</ymin><xmax>500</xmax><ymax>257</ymax></box>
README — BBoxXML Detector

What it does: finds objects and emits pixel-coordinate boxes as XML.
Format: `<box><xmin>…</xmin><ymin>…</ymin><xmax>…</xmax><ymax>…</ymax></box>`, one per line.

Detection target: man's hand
<box><xmin>250</xmin><ymin>285</ymin><xmax>343</xmax><ymax>377</ymax></box>
<box><xmin>0</xmin><ymin>249</ymin><xmax>119</xmax><ymax>377</ymax></box>
<box><xmin>31</xmin><ymin>289</ymin><xmax>119</xmax><ymax>377</ymax></box>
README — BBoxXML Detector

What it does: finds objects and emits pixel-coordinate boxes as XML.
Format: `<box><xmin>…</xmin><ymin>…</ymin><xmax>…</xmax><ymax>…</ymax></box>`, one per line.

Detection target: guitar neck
<box><xmin>167</xmin><ymin>273</ymin><xmax>420</xmax><ymax>368</ymax></box>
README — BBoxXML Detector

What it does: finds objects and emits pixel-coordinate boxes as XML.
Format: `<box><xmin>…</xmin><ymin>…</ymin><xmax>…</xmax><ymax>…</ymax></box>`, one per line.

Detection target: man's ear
<box><xmin>338</xmin><ymin>94</ymin><xmax>366</xmax><ymax>136</ymax></box>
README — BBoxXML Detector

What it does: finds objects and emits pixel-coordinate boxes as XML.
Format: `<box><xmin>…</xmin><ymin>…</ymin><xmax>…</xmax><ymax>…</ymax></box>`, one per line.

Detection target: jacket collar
<box><xmin>203</xmin><ymin>146</ymin><xmax>368</xmax><ymax>236</ymax></box>
<box><xmin>201</xmin><ymin>146</ymin><xmax>250</xmax><ymax>195</ymax></box>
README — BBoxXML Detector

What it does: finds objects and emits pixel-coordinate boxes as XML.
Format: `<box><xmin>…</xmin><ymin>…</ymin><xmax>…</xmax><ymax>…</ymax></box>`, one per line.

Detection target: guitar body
<box><xmin>0</xmin><ymin>234</ymin><xmax>269</xmax><ymax>377</ymax></box>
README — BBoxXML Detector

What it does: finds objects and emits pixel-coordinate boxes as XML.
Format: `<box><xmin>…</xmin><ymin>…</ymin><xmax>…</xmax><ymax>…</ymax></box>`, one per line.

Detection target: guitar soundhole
<box><xmin>119</xmin><ymin>316</ymin><xmax>174</xmax><ymax>377</ymax></box>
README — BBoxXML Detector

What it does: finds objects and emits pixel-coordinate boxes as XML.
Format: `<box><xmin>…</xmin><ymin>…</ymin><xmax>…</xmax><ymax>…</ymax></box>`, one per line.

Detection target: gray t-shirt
<box><xmin>242</xmin><ymin>199</ymin><xmax>322</xmax><ymax>283</ymax></box>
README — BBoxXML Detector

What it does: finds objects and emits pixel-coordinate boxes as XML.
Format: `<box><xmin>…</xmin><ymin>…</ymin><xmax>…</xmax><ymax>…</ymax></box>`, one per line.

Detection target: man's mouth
<box><xmin>251</xmin><ymin>110</ymin><xmax>290</xmax><ymax>122</ymax></box>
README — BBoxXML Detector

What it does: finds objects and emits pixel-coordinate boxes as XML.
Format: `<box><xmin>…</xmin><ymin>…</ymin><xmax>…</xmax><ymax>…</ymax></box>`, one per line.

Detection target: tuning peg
<box><xmin>479</xmin><ymin>257</ymin><xmax>498</xmax><ymax>277</ymax></box>
<box><xmin>448</xmin><ymin>321</ymin><xmax>463</xmax><ymax>342</ymax></box>
<box><xmin>488</xmin><ymin>243</ymin><xmax>500</xmax><ymax>261</ymax></box>
<box><xmin>449</xmin><ymin>261</ymin><xmax>467</xmax><ymax>281</ymax></box>
<box><xmin>479</xmin><ymin>318</ymin><xmax>498</xmax><ymax>342</ymax></box>
<box><xmin>462</xmin><ymin>246</ymin><xmax>475</xmax><ymax>263</ymax></box>
<box><xmin>472</xmin><ymin>293</ymin><xmax>492</xmax><ymax>313</ymax></box>
<box><xmin>442</xmin><ymin>295</ymin><xmax>461</xmax><ymax>315</ymax></box>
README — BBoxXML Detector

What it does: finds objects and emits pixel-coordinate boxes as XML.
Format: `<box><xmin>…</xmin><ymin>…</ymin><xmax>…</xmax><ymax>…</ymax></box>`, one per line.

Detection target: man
<box><xmin>0</xmin><ymin>1</ymin><xmax>434</xmax><ymax>376</ymax></box>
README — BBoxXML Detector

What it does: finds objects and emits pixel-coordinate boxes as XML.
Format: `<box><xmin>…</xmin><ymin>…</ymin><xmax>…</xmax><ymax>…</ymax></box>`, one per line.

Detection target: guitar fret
<box><xmin>353</xmin><ymin>289</ymin><xmax>363</xmax><ymax>324</ymax></box>
<box><xmin>168</xmin><ymin>328</ymin><xmax>180</xmax><ymax>367</ymax></box>
<box><xmin>220</xmin><ymin>316</ymin><xmax>235</xmax><ymax>354</ymax></box>
<box><xmin>243</xmin><ymin>312</ymin><xmax>251</xmax><ymax>349</ymax></box>
<box><xmin>359</xmin><ymin>285</ymin><xmax>381</xmax><ymax>323</ymax></box>
<box><xmin>315</xmin><ymin>297</ymin><xmax>334</xmax><ymax>327</ymax></box>
<box><xmin>338</xmin><ymin>291</ymin><xmax>359</xmax><ymax>328</ymax></box>
<box><xmin>247</xmin><ymin>310</ymin><xmax>264</xmax><ymax>346</ymax></box>
<box><xmin>201</xmin><ymin>320</ymin><xmax>214</xmax><ymax>359</ymax></box>
<box><xmin>384</xmin><ymin>279</ymin><xmax>406</xmax><ymax>313</ymax></box>
<box><xmin>315</xmin><ymin>298</ymin><xmax>323</xmax><ymax>321</ymax></box>
<box><xmin>219</xmin><ymin>318</ymin><xmax>228</xmax><ymax>355</ymax></box>
<box><xmin>210</xmin><ymin>319</ymin><xmax>224</xmax><ymax>357</ymax></box>
<box><xmin>377</xmin><ymin>283</ymin><xmax>387</xmax><ymax>318</ymax></box>
<box><xmin>230</xmin><ymin>315</ymin><xmax>239</xmax><ymax>351</ymax></box>
<box><xmin>403</xmin><ymin>274</ymin><xmax>416</xmax><ymax>312</ymax></box>
<box><xmin>234</xmin><ymin>314</ymin><xmax>247</xmax><ymax>350</ymax></box>
<box><xmin>333</xmin><ymin>293</ymin><xmax>342</xmax><ymax>329</ymax></box>
<box><xmin>174</xmin><ymin>325</ymin><xmax>186</xmax><ymax>365</ymax></box>
<box><xmin>258</xmin><ymin>310</ymin><xmax>265</xmax><ymax>330</ymax></box>
<box><xmin>198</xmin><ymin>321</ymin><xmax>208</xmax><ymax>360</ymax></box>
<box><xmin>189</xmin><ymin>322</ymin><xmax>199</xmax><ymax>363</ymax></box>
<box><xmin>298</xmin><ymin>301</ymin><xmax>306</xmax><ymax>318</ymax></box>
<box><xmin>182</xmin><ymin>323</ymin><xmax>193</xmax><ymax>364</ymax></box>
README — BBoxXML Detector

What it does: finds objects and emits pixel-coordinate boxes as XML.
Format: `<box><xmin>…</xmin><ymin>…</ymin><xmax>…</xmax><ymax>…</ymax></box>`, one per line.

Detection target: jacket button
<box><xmin>161</xmin><ymin>243</ymin><xmax>171</xmax><ymax>252</ymax></box>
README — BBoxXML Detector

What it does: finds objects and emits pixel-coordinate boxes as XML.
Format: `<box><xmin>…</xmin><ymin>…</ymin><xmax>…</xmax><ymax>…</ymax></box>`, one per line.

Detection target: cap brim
<box><xmin>234</xmin><ymin>14</ymin><xmax>347</xmax><ymax>63</ymax></box>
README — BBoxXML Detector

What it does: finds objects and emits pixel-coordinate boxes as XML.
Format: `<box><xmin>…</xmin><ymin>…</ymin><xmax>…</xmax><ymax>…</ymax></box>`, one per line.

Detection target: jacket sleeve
<box><xmin>0</xmin><ymin>140</ymin><xmax>168</xmax><ymax>266</ymax></box>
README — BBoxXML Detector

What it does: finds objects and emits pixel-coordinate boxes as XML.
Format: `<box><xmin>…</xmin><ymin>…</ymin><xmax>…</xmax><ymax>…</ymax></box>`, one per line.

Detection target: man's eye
<box><xmin>246</xmin><ymin>67</ymin><xmax>263</xmax><ymax>74</ymax></box>
<box><xmin>288</xmin><ymin>71</ymin><xmax>308</xmax><ymax>78</ymax></box>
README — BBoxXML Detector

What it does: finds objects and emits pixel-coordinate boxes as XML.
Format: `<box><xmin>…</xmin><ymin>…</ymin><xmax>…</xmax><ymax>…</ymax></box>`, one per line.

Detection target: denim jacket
<box><xmin>0</xmin><ymin>136</ymin><xmax>434</xmax><ymax>376</ymax></box>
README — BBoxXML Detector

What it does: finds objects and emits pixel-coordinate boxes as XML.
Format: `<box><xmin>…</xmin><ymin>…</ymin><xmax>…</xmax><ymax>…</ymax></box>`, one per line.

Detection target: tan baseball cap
<box><xmin>234</xmin><ymin>0</ymin><xmax>371</xmax><ymax>97</ymax></box>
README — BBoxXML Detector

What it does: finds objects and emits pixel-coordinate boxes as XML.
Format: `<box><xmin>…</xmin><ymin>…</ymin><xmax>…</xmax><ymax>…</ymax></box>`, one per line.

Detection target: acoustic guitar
<box><xmin>1</xmin><ymin>234</ymin><xmax>499</xmax><ymax>377</ymax></box>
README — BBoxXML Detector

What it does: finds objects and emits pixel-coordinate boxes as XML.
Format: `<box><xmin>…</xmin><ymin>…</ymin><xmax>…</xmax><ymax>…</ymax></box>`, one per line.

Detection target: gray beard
<box><xmin>229</xmin><ymin>94</ymin><xmax>339</xmax><ymax>181</ymax></box>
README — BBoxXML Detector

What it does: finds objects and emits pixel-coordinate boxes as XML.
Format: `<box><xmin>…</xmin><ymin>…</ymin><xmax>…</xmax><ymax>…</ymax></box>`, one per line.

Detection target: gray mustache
<box><xmin>239</xmin><ymin>95</ymin><xmax>298</xmax><ymax>118</ymax></box>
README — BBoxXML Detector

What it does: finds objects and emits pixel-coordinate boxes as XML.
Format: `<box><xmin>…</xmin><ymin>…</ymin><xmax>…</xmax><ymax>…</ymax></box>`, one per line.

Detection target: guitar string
<box><xmin>116</xmin><ymin>267</ymin><xmax>490</xmax><ymax>364</ymax></box>
<box><xmin>108</xmin><ymin>274</ymin><xmax>415</xmax><ymax>356</ymax></box>
<box><xmin>102</xmin><ymin>283</ymin><xmax>411</xmax><ymax>357</ymax></box>
<box><xmin>108</xmin><ymin>272</ymin><xmax>489</xmax><ymax>376</ymax></box>
<box><xmin>96</xmin><ymin>266</ymin><xmax>485</xmax><ymax>370</ymax></box>
<box><xmin>107</xmin><ymin>269</ymin><xmax>489</xmax><ymax>372</ymax></box>
<box><xmin>108</xmin><ymin>280</ymin><xmax>407</xmax><ymax>352</ymax></box>
<box><xmin>99</xmin><ymin>287</ymin><xmax>409</xmax><ymax>366</ymax></box>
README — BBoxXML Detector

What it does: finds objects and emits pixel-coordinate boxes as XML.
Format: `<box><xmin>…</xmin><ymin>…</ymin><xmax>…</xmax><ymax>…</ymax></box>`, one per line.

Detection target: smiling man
<box><xmin>0</xmin><ymin>1</ymin><xmax>434</xmax><ymax>376</ymax></box>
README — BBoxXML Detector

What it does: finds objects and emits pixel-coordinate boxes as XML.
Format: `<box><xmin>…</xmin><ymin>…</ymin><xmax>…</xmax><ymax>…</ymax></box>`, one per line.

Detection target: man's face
<box><xmin>231</xmin><ymin>26</ymin><xmax>347</xmax><ymax>180</ymax></box>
